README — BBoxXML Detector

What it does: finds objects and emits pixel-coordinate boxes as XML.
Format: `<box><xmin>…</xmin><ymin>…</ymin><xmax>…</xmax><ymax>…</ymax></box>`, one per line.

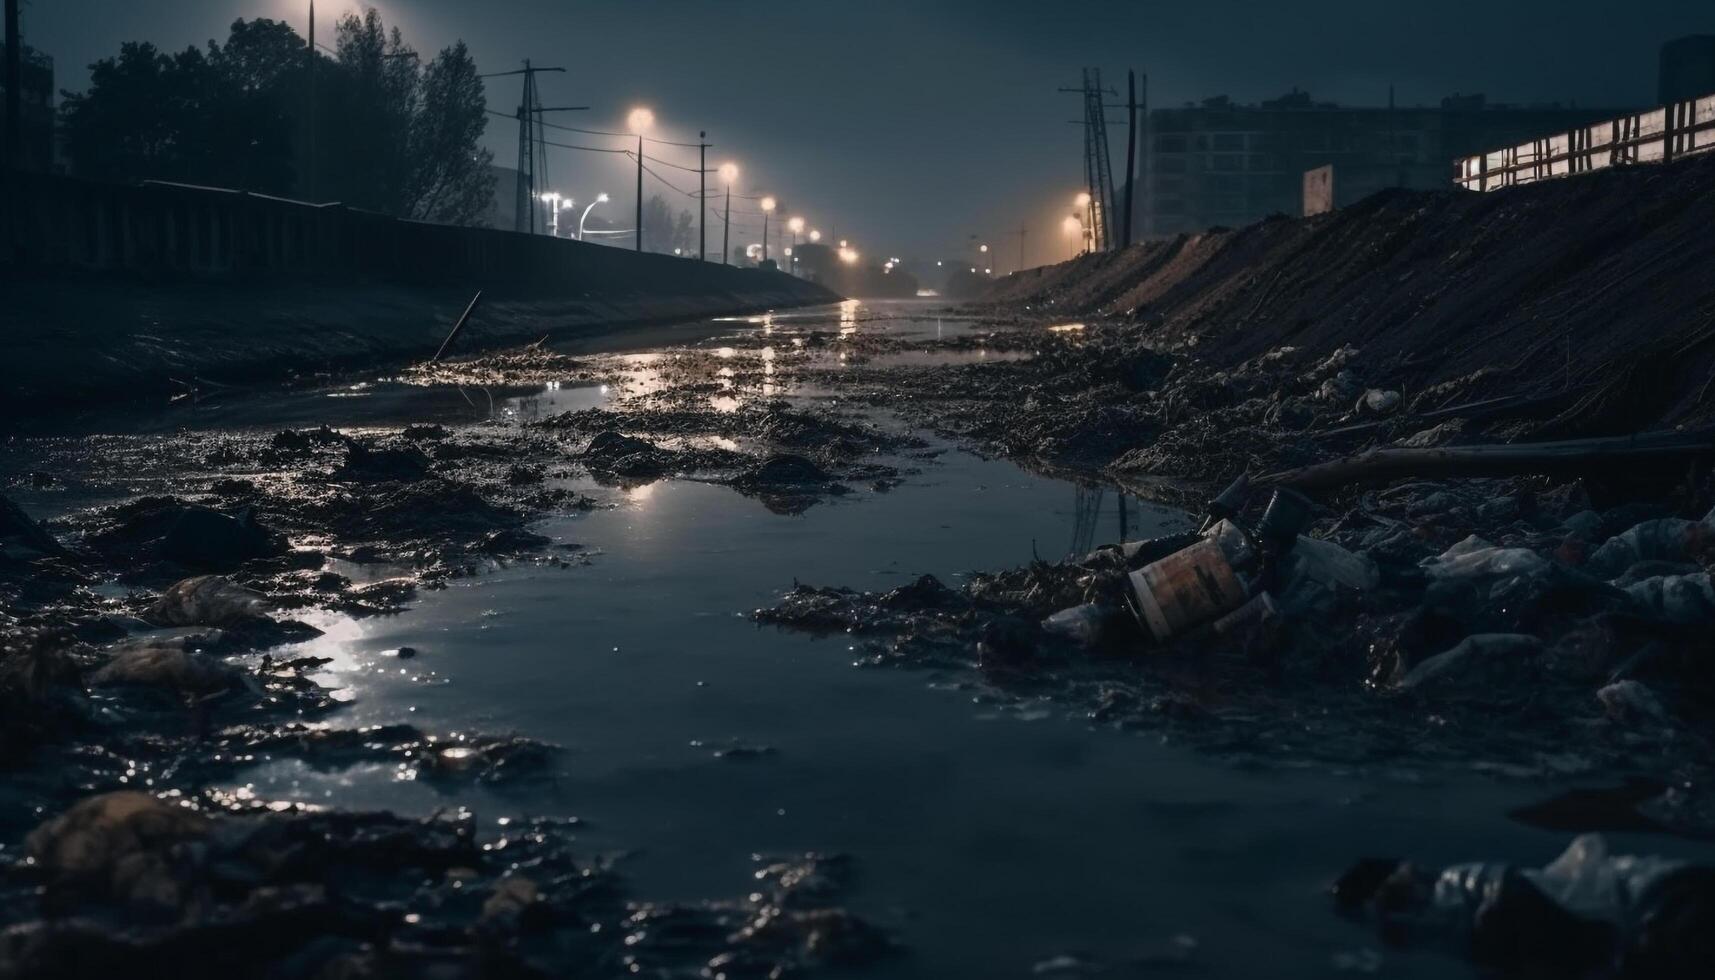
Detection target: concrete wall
<box><xmin>0</xmin><ymin>172</ymin><xmax>839</xmax><ymax>413</ymax></box>
<box><xmin>0</xmin><ymin>170</ymin><xmax>827</xmax><ymax>303</ymax></box>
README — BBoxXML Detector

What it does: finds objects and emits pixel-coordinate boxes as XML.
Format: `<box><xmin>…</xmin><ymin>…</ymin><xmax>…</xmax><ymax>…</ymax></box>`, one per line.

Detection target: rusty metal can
<box><xmin>1125</xmin><ymin>521</ymin><xmax>1255</xmax><ymax>642</ymax></box>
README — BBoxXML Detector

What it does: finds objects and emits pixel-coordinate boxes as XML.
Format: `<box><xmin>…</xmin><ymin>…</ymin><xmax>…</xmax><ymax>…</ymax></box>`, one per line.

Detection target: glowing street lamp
<box><xmin>1073</xmin><ymin>191</ymin><xmax>1095</xmax><ymax>253</ymax></box>
<box><xmin>760</xmin><ymin>196</ymin><xmax>777</xmax><ymax>265</ymax></box>
<box><xmin>786</xmin><ymin>216</ymin><xmax>806</xmax><ymax>274</ymax></box>
<box><xmin>628</xmin><ymin>107</ymin><xmax>654</xmax><ymax>252</ymax></box>
<box><xmin>578</xmin><ymin>192</ymin><xmax>609</xmax><ymax>241</ymax></box>
<box><xmin>838</xmin><ymin>247</ymin><xmax>859</xmax><ymax>265</ymax></box>
<box><xmin>538</xmin><ymin>193</ymin><xmax>572</xmax><ymax>238</ymax></box>
<box><xmin>718</xmin><ymin>162</ymin><xmax>738</xmax><ymax>265</ymax></box>
<box><xmin>1062</xmin><ymin>214</ymin><xmax>1083</xmax><ymax>259</ymax></box>
<box><xmin>808</xmin><ymin>229</ymin><xmax>821</xmax><ymax>243</ymax></box>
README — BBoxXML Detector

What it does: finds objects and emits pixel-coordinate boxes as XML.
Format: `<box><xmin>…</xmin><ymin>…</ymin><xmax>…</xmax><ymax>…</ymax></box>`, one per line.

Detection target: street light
<box><xmin>760</xmin><ymin>196</ymin><xmax>777</xmax><ymax>266</ymax></box>
<box><xmin>786</xmin><ymin>216</ymin><xmax>805</xmax><ymax>274</ymax></box>
<box><xmin>1062</xmin><ymin>214</ymin><xmax>1083</xmax><ymax>259</ymax></box>
<box><xmin>539</xmin><ymin>192</ymin><xmax>574</xmax><ymax>237</ymax></box>
<box><xmin>718</xmin><ymin>162</ymin><xmax>738</xmax><ymax>265</ymax></box>
<box><xmin>629</xmin><ymin>107</ymin><xmax>654</xmax><ymax>252</ymax></box>
<box><xmin>808</xmin><ymin>229</ymin><xmax>821</xmax><ymax>243</ymax></box>
<box><xmin>578</xmin><ymin>192</ymin><xmax>609</xmax><ymax>241</ymax></box>
<box><xmin>1074</xmin><ymin>191</ymin><xmax>1093</xmax><ymax>253</ymax></box>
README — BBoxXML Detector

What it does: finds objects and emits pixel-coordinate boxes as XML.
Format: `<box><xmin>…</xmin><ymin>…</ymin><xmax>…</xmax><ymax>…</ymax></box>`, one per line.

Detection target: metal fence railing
<box><xmin>1453</xmin><ymin>92</ymin><xmax>1715</xmax><ymax>192</ymax></box>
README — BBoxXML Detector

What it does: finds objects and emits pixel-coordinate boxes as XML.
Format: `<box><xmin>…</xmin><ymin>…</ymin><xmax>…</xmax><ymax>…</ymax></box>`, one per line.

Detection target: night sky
<box><xmin>21</xmin><ymin>0</ymin><xmax>1712</xmax><ymax>266</ymax></box>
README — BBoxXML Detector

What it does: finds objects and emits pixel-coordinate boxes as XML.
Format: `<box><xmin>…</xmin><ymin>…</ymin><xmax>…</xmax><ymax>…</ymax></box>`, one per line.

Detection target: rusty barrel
<box><xmin>1126</xmin><ymin>537</ymin><xmax>1250</xmax><ymax>642</ymax></box>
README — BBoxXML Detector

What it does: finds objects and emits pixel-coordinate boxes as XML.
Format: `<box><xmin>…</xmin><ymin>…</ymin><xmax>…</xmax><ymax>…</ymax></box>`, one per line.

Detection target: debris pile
<box><xmin>0</xmin><ymin>791</ymin><xmax>888</xmax><ymax>978</ymax></box>
<box><xmin>1333</xmin><ymin>834</ymin><xmax>1715</xmax><ymax>977</ymax></box>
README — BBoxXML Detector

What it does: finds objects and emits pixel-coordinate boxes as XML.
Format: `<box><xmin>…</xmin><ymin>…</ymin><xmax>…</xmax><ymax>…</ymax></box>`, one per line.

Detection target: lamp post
<box><xmin>718</xmin><ymin>162</ymin><xmax>738</xmax><ymax>265</ymax></box>
<box><xmin>760</xmin><ymin>196</ymin><xmax>777</xmax><ymax>266</ymax></box>
<box><xmin>1074</xmin><ymin>191</ymin><xmax>1093</xmax><ymax>253</ymax></box>
<box><xmin>539</xmin><ymin>192</ymin><xmax>574</xmax><ymax>237</ymax></box>
<box><xmin>578</xmin><ymin>192</ymin><xmax>609</xmax><ymax>241</ymax></box>
<box><xmin>629</xmin><ymin>107</ymin><xmax>654</xmax><ymax>252</ymax></box>
<box><xmin>786</xmin><ymin>216</ymin><xmax>805</xmax><ymax>274</ymax></box>
<box><xmin>1062</xmin><ymin>214</ymin><xmax>1083</xmax><ymax>259</ymax></box>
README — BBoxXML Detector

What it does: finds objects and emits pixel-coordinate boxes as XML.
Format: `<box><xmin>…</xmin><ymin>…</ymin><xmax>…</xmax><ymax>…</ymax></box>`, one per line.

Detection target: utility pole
<box><xmin>1121</xmin><ymin>69</ymin><xmax>1138</xmax><ymax>249</ymax></box>
<box><xmin>4</xmin><ymin>0</ymin><xmax>21</xmax><ymax>170</ymax></box>
<box><xmin>1138</xmin><ymin>72</ymin><xmax>1150</xmax><ymax>239</ymax></box>
<box><xmin>1060</xmin><ymin>69</ymin><xmax>1117</xmax><ymax>251</ymax></box>
<box><xmin>304</xmin><ymin>1</ymin><xmax>316</xmax><ymax>199</ymax></box>
<box><xmin>634</xmin><ymin>130</ymin><xmax>643</xmax><ymax>251</ymax></box>
<box><xmin>697</xmin><ymin>135</ymin><xmax>708</xmax><ymax>261</ymax></box>
<box><xmin>722</xmin><ymin>182</ymin><xmax>731</xmax><ymax>266</ymax></box>
<box><xmin>479</xmin><ymin>62</ymin><xmax>572</xmax><ymax>234</ymax></box>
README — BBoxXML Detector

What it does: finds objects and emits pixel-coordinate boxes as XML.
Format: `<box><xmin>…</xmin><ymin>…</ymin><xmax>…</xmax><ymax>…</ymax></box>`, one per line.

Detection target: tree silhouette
<box><xmin>59</xmin><ymin>10</ymin><xmax>493</xmax><ymax>225</ymax></box>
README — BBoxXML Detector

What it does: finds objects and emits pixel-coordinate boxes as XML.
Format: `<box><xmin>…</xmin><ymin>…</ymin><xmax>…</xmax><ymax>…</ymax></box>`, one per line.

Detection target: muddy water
<box><xmin>20</xmin><ymin>300</ymin><xmax>1715</xmax><ymax>977</ymax></box>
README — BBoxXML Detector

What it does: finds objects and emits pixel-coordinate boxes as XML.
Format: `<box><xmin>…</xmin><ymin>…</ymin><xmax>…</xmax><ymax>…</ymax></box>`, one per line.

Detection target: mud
<box><xmin>0</xmin><ymin>790</ymin><xmax>886</xmax><ymax>979</ymax></box>
<box><xmin>0</xmin><ymin>307</ymin><xmax>947</xmax><ymax>977</ymax></box>
<box><xmin>6</xmin><ymin>264</ymin><xmax>1715</xmax><ymax>976</ymax></box>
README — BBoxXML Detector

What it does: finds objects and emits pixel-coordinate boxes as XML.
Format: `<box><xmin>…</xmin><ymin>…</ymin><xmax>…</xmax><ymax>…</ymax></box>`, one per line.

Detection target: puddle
<box><xmin>225</xmin><ymin>437</ymin><xmax>1711</xmax><ymax>978</ymax></box>
<box><xmin>13</xmin><ymin>298</ymin><xmax>1715</xmax><ymax>978</ymax></box>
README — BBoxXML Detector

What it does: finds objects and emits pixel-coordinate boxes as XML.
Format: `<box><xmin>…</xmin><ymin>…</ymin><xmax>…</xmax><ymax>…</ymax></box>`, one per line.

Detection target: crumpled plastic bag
<box><xmin>1623</xmin><ymin>572</ymin><xmax>1715</xmax><ymax>625</ymax></box>
<box><xmin>1585</xmin><ymin>510</ymin><xmax>1715</xmax><ymax>579</ymax></box>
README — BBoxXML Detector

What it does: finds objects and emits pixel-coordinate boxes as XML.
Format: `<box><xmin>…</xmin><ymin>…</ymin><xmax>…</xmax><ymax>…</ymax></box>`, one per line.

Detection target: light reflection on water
<box><xmin>221</xmin><ymin>437</ymin><xmax>1655</xmax><ymax>979</ymax></box>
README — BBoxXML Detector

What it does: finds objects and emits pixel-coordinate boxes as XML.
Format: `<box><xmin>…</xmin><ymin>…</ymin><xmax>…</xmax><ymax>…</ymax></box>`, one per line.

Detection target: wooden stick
<box><xmin>430</xmin><ymin>290</ymin><xmax>484</xmax><ymax>364</ymax></box>
<box><xmin>1263</xmin><ymin>426</ymin><xmax>1715</xmax><ymax>492</ymax></box>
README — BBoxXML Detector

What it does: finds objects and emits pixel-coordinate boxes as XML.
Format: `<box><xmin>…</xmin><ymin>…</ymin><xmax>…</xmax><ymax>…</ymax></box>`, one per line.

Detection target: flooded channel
<box><xmin>9</xmin><ymin>300</ymin><xmax>1714</xmax><ymax>978</ymax></box>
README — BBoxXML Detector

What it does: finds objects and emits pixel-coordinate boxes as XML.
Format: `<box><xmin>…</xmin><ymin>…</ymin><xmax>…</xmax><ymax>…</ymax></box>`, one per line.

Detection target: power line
<box><xmin>540</xmin><ymin>135</ymin><xmax>632</xmax><ymax>155</ymax></box>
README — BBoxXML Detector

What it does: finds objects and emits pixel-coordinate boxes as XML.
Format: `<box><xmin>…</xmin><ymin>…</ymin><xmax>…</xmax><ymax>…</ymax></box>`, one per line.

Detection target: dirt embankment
<box><xmin>984</xmin><ymin>153</ymin><xmax>1715</xmax><ymax>435</ymax></box>
<box><xmin>0</xmin><ymin>276</ymin><xmax>837</xmax><ymax>418</ymax></box>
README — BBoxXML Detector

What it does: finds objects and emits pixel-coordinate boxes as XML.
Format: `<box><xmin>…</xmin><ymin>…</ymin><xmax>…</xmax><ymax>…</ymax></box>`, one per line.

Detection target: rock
<box><xmin>481</xmin><ymin>875</ymin><xmax>541</xmax><ymax>928</ymax></box>
<box><xmin>1396</xmin><ymin>633</ymin><xmax>1543</xmax><ymax>693</ymax></box>
<box><xmin>743</xmin><ymin>454</ymin><xmax>832</xmax><ymax>486</ymax></box>
<box><xmin>0</xmin><ymin>634</ymin><xmax>88</xmax><ymax>754</ymax></box>
<box><xmin>477</xmin><ymin>527</ymin><xmax>552</xmax><ymax>554</ymax></box>
<box><xmin>24</xmin><ymin>791</ymin><xmax>212</xmax><ymax>908</ymax></box>
<box><xmin>580</xmin><ymin>430</ymin><xmax>657</xmax><ymax>462</ymax></box>
<box><xmin>91</xmin><ymin>638</ymin><xmax>246</xmax><ymax>695</ymax></box>
<box><xmin>0</xmin><ymin>493</ymin><xmax>66</xmax><ymax>559</ymax></box>
<box><xmin>157</xmin><ymin>506</ymin><xmax>282</xmax><ymax>570</ymax></box>
<box><xmin>334</xmin><ymin>441</ymin><xmax>433</xmax><ymax>482</ymax></box>
<box><xmin>146</xmin><ymin>575</ymin><xmax>270</xmax><ymax>628</ymax></box>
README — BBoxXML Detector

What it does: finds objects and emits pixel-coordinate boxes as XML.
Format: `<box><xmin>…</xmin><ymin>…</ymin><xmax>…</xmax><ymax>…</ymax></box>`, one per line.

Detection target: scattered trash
<box><xmin>1597</xmin><ymin>679</ymin><xmax>1671</xmax><ymax>726</ymax></box>
<box><xmin>1126</xmin><ymin>519</ymin><xmax>1257</xmax><ymax>642</ymax></box>
<box><xmin>1394</xmin><ymin>634</ymin><xmax>1543</xmax><ymax>694</ymax></box>
<box><xmin>1335</xmin><ymin>834</ymin><xmax>1715</xmax><ymax>977</ymax></box>
<box><xmin>1042</xmin><ymin>601</ymin><xmax>1117</xmax><ymax>646</ymax></box>
<box><xmin>1355</xmin><ymin>388</ymin><xmax>1401</xmax><ymax>416</ymax></box>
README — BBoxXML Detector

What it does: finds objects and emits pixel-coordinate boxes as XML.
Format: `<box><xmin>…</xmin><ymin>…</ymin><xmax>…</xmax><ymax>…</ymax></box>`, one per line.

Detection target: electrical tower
<box><xmin>481</xmin><ymin>62</ymin><xmax>586</xmax><ymax>235</ymax></box>
<box><xmin>1061</xmin><ymin>68</ymin><xmax>1117</xmax><ymax>252</ymax></box>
